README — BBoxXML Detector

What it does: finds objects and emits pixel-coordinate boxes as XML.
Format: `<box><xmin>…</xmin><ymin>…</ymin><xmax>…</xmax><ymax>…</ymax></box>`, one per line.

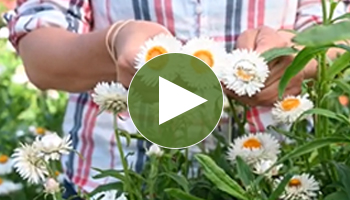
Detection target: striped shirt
<box><xmin>4</xmin><ymin>0</ymin><xmax>347</xmax><ymax>193</ymax></box>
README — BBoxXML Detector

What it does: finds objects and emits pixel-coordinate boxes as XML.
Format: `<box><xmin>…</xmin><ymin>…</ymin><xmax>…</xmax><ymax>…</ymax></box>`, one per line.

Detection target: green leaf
<box><xmin>334</xmin><ymin>79</ymin><xmax>350</xmax><ymax>95</ymax></box>
<box><xmin>92</xmin><ymin>168</ymin><xmax>125</xmax><ymax>181</ymax></box>
<box><xmin>324</xmin><ymin>191</ymin><xmax>348</xmax><ymax>200</ymax></box>
<box><xmin>165</xmin><ymin>188</ymin><xmax>205</xmax><ymax>200</ymax></box>
<box><xmin>88</xmin><ymin>182</ymin><xmax>124</xmax><ymax>197</ymax></box>
<box><xmin>331</xmin><ymin>13</ymin><xmax>350</xmax><ymax>23</ymax></box>
<box><xmin>277</xmin><ymin>137</ymin><xmax>350</xmax><ymax>164</ymax></box>
<box><xmin>235</xmin><ymin>156</ymin><xmax>255</xmax><ymax>187</ymax></box>
<box><xmin>195</xmin><ymin>154</ymin><xmax>248</xmax><ymax>200</ymax></box>
<box><xmin>278</xmin><ymin>46</ymin><xmax>325</xmax><ymax>98</ymax></box>
<box><xmin>328</xmin><ymin>52</ymin><xmax>350</xmax><ymax>79</ymax></box>
<box><xmin>160</xmin><ymin>172</ymin><xmax>190</xmax><ymax>193</ymax></box>
<box><xmin>334</xmin><ymin>163</ymin><xmax>350</xmax><ymax>198</ymax></box>
<box><xmin>260</xmin><ymin>47</ymin><xmax>298</xmax><ymax>62</ymax></box>
<box><xmin>117</xmin><ymin>129</ymin><xmax>131</xmax><ymax>146</ymax></box>
<box><xmin>303</xmin><ymin>108</ymin><xmax>350</xmax><ymax>125</ymax></box>
<box><xmin>293</xmin><ymin>21</ymin><xmax>350</xmax><ymax>47</ymax></box>
<box><xmin>268</xmin><ymin>173</ymin><xmax>292</xmax><ymax>200</ymax></box>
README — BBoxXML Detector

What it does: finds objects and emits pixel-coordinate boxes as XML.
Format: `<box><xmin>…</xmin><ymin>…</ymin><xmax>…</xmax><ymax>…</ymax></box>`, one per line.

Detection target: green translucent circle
<box><xmin>128</xmin><ymin>53</ymin><xmax>223</xmax><ymax>149</ymax></box>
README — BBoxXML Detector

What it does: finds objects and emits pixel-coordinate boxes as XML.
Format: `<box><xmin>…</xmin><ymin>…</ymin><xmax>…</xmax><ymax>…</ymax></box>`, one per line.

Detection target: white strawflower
<box><xmin>272</xmin><ymin>94</ymin><xmax>314</xmax><ymax>124</ymax></box>
<box><xmin>135</xmin><ymin>34</ymin><xmax>182</xmax><ymax>69</ymax></box>
<box><xmin>33</xmin><ymin>133</ymin><xmax>72</xmax><ymax>161</ymax></box>
<box><xmin>227</xmin><ymin>132</ymin><xmax>280</xmax><ymax>165</ymax></box>
<box><xmin>181</xmin><ymin>37</ymin><xmax>228</xmax><ymax>89</ymax></box>
<box><xmin>146</xmin><ymin>144</ymin><xmax>164</xmax><ymax>157</ymax></box>
<box><xmin>91</xmin><ymin>190</ymin><xmax>127</xmax><ymax>200</ymax></box>
<box><xmin>44</xmin><ymin>178</ymin><xmax>60</xmax><ymax>194</ymax></box>
<box><xmin>222</xmin><ymin>49</ymin><xmax>269</xmax><ymax>97</ymax></box>
<box><xmin>0</xmin><ymin>179</ymin><xmax>23</xmax><ymax>195</ymax></box>
<box><xmin>0</xmin><ymin>155</ymin><xmax>13</xmax><ymax>175</ymax></box>
<box><xmin>92</xmin><ymin>82</ymin><xmax>128</xmax><ymax>114</ymax></box>
<box><xmin>277</xmin><ymin>173</ymin><xmax>320</xmax><ymax>200</ymax></box>
<box><xmin>253</xmin><ymin>158</ymin><xmax>282</xmax><ymax>177</ymax></box>
<box><xmin>12</xmin><ymin>144</ymin><xmax>48</xmax><ymax>184</ymax></box>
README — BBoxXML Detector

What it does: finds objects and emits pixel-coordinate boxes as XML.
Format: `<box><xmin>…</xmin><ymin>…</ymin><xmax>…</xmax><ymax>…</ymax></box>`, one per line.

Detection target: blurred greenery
<box><xmin>0</xmin><ymin>2</ymin><xmax>68</xmax><ymax>198</ymax></box>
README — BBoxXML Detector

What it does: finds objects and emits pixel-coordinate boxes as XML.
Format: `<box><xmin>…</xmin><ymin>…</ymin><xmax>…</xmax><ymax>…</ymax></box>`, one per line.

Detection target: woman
<box><xmin>3</xmin><ymin>0</ymin><xmax>347</xmax><ymax>199</ymax></box>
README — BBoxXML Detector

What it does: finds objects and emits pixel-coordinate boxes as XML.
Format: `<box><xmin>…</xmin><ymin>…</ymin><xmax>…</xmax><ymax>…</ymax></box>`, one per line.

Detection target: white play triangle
<box><xmin>159</xmin><ymin>77</ymin><xmax>207</xmax><ymax>125</ymax></box>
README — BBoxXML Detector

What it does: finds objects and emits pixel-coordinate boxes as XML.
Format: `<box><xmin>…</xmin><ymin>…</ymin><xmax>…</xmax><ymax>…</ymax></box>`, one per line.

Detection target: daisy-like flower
<box><xmin>272</xmin><ymin>94</ymin><xmax>314</xmax><ymax>124</ymax></box>
<box><xmin>277</xmin><ymin>173</ymin><xmax>320</xmax><ymax>200</ymax></box>
<box><xmin>146</xmin><ymin>143</ymin><xmax>164</xmax><ymax>157</ymax></box>
<box><xmin>135</xmin><ymin>34</ymin><xmax>182</xmax><ymax>86</ymax></box>
<box><xmin>181</xmin><ymin>37</ymin><xmax>228</xmax><ymax>89</ymax></box>
<box><xmin>252</xmin><ymin>158</ymin><xmax>282</xmax><ymax>177</ymax></box>
<box><xmin>12</xmin><ymin>143</ymin><xmax>48</xmax><ymax>184</ymax></box>
<box><xmin>227</xmin><ymin>132</ymin><xmax>280</xmax><ymax>165</ymax></box>
<box><xmin>29</xmin><ymin>126</ymin><xmax>48</xmax><ymax>136</ymax></box>
<box><xmin>222</xmin><ymin>49</ymin><xmax>269</xmax><ymax>97</ymax></box>
<box><xmin>91</xmin><ymin>190</ymin><xmax>127</xmax><ymax>200</ymax></box>
<box><xmin>92</xmin><ymin>82</ymin><xmax>128</xmax><ymax>114</ymax></box>
<box><xmin>135</xmin><ymin>34</ymin><xmax>182</xmax><ymax>69</ymax></box>
<box><xmin>0</xmin><ymin>178</ymin><xmax>23</xmax><ymax>196</ymax></box>
<box><xmin>33</xmin><ymin>133</ymin><xmax>72</xmax><ymax>161</ymax></box>
<box><xmin>44</xmin><ymin>178</ymin><xmax>60</xmax><ymax>194</ymax></box>
<box><xmin>0</xmin><ymin>155</ymin><xmax>13</xmax><ymax>175</ymax></box>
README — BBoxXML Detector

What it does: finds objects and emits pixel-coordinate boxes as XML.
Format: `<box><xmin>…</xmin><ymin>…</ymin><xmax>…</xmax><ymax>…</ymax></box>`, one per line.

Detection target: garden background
<box><xmin>2</xmin><ymin>1</ymin><xmax>350</xmax><ymax>200</ymax></box>
<box><xmin>1</xmin><ymin>0</ymin><xmax>68</xmax><ymax>199</ymax></box>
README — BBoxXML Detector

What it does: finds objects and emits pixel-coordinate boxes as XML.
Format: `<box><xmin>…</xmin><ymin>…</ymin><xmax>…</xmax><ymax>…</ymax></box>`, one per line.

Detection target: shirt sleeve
<box><xmin>2</xmin><ymin>0</ymin><xmax>92</xmax><ymax>49</ymax></box>
<box><xmin>294</xmin><ymin>0</ymin><xmax>346</xmax><ymax>31</ymax></box>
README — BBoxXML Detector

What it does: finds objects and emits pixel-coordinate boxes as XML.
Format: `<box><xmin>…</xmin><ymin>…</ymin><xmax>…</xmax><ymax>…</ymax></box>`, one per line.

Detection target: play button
<box><xmin>128</xmin><ymin>53</ymin><xmax>223</xmax><ymax>149</ymax></box>
<box><xmin>159</xmin><ymin>77</ymin><xmax>207</xmax><ymax>125</ymax></box>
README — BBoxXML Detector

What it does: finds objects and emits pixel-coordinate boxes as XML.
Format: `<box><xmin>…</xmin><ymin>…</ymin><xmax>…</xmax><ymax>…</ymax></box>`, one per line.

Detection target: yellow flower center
<box><xmin>0</xmin><ymin>155</ymin><xmax>9</xmax><ymax>164</ymax></box>
<box><xmin>288</xmin><ymin>178</ymin><xmax>302</xmax><ymax>187</ymax></box>
<box><xmin>0</xmin><ymin>178</ymin><xmax>3</xmax><ymax>185</ymax></box>
<box><xmin>55</xmin><ymin>171</ymin><xmax>60</xmax><ymax>177</ymax></box>
<box><xmin>146</xmin><ymin>46</ymin><xmax>168</xmax><ymax>61</ymax></box>
<box><xmin>236</xmin><ymin>68</ymin><xmax>254</xmax><ymax>81</ymax></box>
<box><xmin>243</xmin><ymin>138</ymin><xmax>262</xmax><ymax>149</ymax></box>
<box><xmin>193</xmin><ymin>50</ymin><xmax>214</xmax><ymax>68</ymax></box>
<box><xmin>36</xmin><ymin>127</ymin><xmax>46</xmax><ymax>135</ymax></box>
<box><xmin>281</xmin><ymin>98</ymin><xmax>300</xmax><ymax>111</ymax></box>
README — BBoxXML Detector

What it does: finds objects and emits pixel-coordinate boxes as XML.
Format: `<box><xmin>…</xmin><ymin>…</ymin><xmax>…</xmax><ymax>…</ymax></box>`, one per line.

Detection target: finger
<box><xmin>222</xmin><ymin>86</ymin><xmax>255</xmax><ymax>106</ymax></box>
<box><xmin>255</xmin><ymin>26</ymin><xmax>288</xmax><ymax>53</ymax></box>
<box><xmin>264</xmin><ymin>58</ymin><xmax>288</xmax><ymax>87</ymax></box>
<box><xmin>235</xmin><ymin>29</ymin><xmax>259</xmax><ymax>50</ymax></box>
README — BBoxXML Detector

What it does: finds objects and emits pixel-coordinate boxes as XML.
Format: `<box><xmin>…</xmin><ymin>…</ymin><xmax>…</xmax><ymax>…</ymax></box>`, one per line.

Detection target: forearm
<box><xmin>18</xmin><ymin>27</ymin><xmax>116</xmax><ymax>92</ymax></box>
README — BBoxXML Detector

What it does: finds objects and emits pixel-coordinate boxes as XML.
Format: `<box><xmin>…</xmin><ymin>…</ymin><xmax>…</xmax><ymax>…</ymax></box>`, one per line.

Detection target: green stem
<box><xmin>148</xmin><ymin>157</ymin><xmax>159</xmax><ymax>200</ymax></box>
<box><xmin>113</xmin><ymin>115</ymin><xmax>135</xmax><ymax>200</ymax></box>
<box><xmin>321</xmin><ymin>0</ymin><xmax>328</xmax><ymax>24</ymax></box>
<box><xmin>228</xmin><ymin>117</ymin><xmax>232</xmax><ymax>143</ymax></box>
<box><xmin>227</xmin><ymin>96</ymin><xmax>245</xmax><ymax>136</ymax></box>
<box><xmin>315</xmin><ymin>53</ymin><xmax>337</xmax><ymax>183</ymax></box>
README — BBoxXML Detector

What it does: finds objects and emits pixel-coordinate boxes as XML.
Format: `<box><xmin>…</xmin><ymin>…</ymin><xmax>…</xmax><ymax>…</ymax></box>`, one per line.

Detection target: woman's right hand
<box><xmin>113</xmin><ymin>21</ymin><xmax>171</xmax><ymax>88</ymax></box>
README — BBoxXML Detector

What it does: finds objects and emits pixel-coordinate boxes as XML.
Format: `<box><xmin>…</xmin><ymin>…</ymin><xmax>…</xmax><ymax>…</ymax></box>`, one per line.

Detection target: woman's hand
<box><xmin>113</xmin><ymin>21</ymin><xmax>171</xmax><ymax>88</ymax></box>
<box><xmin>224</xmin><ymin>26</ymin><xmax>316</xmax><ymax>107</ymax></box>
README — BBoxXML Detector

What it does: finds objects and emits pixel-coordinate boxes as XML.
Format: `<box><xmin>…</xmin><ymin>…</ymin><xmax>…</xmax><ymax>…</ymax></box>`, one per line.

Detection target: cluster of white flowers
<box><xmin>134</xmin><ymin>34</ymin><xmax>269</xmax><ymax>96</ymax></box>
<box><xmin>227</xmin><ymin>132</ymin><xmax>319</xmax><ymax>199</ymax></box>
<box><xmin>0</xmin><ymin>154</ymin><xmax>23</xmax><ymax>196</ymax></box>
<box><xmin>11</xmin><ymin>132</ymin><xmax>72</xmax><ymax>195</ymax></box>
